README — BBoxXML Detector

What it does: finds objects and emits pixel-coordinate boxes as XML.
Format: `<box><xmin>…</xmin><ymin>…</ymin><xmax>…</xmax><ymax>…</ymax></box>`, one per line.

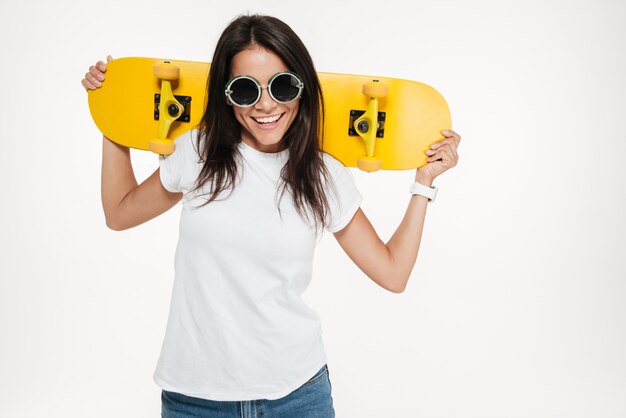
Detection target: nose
<box><xmin>255</xmin><ymin>86</ymin><xmax>277</xmax><ymax>111</ymax></box>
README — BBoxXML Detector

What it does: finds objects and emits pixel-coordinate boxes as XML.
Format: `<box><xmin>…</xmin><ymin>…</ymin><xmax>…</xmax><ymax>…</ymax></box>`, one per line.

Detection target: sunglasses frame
<box><xmin>225</xmin><ymin>71</ymin><xmax>304</xmax><ymax>108</ymax></box>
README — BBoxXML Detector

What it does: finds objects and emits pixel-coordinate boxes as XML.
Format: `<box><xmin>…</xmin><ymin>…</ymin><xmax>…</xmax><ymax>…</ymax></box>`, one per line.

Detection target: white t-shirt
<box><xmin>153</xmin><ymin>130</ymin><xmax>362</xmax><ymax>401</ymax></box>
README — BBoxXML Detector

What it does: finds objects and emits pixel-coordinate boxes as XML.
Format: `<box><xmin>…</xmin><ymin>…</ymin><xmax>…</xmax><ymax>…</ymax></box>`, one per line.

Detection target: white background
<box><xmin>1</xmin><ymin>0</ymin><xmax>625</xmax><ymax>417</ymax></box>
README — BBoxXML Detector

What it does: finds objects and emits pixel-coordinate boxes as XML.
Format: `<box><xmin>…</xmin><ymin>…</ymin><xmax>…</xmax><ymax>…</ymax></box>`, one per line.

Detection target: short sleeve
<box><xmin>323</xmin><ymin>153</ymin><xmax>363</xmax><ymax>233</ymax></box>
<box><xmin>159</xmin><ymin>130</ymin><xmax>202</xmax><ymax>194</ymax></box>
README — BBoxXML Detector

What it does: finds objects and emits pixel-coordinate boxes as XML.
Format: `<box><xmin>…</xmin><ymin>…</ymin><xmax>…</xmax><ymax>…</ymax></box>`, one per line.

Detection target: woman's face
<box><xmin>229</xmin><ymin>45</ymin><xmax>300</xmax><ymax>153</ymax></box>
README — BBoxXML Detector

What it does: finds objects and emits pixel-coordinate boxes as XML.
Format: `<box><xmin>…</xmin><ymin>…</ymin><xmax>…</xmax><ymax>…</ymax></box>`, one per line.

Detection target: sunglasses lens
<box><xmin>270</xmin><ymin>73</ymin><xmax>301</xmax><ymax>103</ymax></box>
<box><xmin>229</xmin><ymin>77</ymin><xmax>259</xmax><ymax>106</ymax></box>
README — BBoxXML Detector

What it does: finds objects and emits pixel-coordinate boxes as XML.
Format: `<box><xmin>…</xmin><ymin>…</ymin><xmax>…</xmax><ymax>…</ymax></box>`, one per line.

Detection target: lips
<box><xmin>252</xmin><ymin>113</ymin><xmax>283</xmax><ymax>124</ymax></box>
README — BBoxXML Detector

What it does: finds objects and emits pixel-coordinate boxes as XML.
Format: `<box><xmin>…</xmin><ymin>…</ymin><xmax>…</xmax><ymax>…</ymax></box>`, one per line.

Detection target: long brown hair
<box><xmin>191</xmin><ymin>14</ymin><xmax>332</xmax><ymax>232</ymax></box>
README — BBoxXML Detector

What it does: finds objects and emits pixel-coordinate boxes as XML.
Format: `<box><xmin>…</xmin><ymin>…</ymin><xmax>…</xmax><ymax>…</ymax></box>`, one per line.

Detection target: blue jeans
<box><xmin>161</xmin><ymin>365</ymin><xmax>335</xmax><ymax>417</ymax></box>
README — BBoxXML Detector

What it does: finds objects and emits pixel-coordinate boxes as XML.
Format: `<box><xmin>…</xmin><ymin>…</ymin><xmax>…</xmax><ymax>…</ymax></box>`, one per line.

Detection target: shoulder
<box><xmin>158</xmin><ymin>129</ymin><xmax>203</xmax><ymax>194</ymax></box>
<box><xmin>319</xmin><ymin>152</ymin><xmax>363</xmax><ymax>233</ymax></box>
<box><xmin>321</xmin><ymin>152</ymin><xmax>359</xmax><ymax>189</ymax></box>
<box><xmin>321</xmin><ymin>151</ymin><xmax>349</xmax><ymax>177</ymax></box>
<box><xmin>171</xmin><ymin>129</ymin><xmax>201</xmax><ymax>159</ymax></box>
<box><xmin>320</xmin><ymin>151</ymin><xmax>360</xmax><ymax>195</ymax></box>
<box><xmin>160</xmin><ymin>129</ymin><xmax>203</xmax><ymax>168</ymax></box>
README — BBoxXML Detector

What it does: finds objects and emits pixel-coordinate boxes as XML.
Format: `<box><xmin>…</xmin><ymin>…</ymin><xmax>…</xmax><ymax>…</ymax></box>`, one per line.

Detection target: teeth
<box><xmin>254</xmin><ymin>114</ymin><xmax>281</xmax><ymax>124</ymax></box>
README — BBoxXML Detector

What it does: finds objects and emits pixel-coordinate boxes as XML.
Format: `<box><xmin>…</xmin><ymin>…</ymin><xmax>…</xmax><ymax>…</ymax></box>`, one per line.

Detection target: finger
<box><xmin>444</xmin><ymin>130</ymin><xmax>462</xmax><ymax>147</ymax></box>
<box><xmin>88</xmin><ymin>65</ymin><xmax>105</xmax><ymax>81</ymax></box>
<box><xmin>430</xmin><ymin>138</ymin><xmax>456</xmax><ymax>150</ymax></box>
<box><xmin>84</xmin><ymin>78</ymin><xmax>98</xmax><ymax>90</ymax></box>
<box><xmin>425</xmin><ymin>145</ymin><xmax>453</xmax><ymax>156</ymax></box>
<box><xmin>442</xmin><ymin>129</ymin><xmax>461</xmax><ymax>140</ymax></box>
<box><xmin>440</xmin><ymin>148</ymin><xmax>458</xmax><ymax>167</ymax></box>
<box><xmin>427</xmin><ymin>147</ymin><xmax>456</xmax><ymax>166</ymax></box>
<box><xmin>439</xmin><ymin>143</ymin><xmax>458</xmax><ymax>161</ymax></box>
<box><xmin>429</xmin><ymin>140</ymin><xmax>444</xmax><ymax>150</ymax></box>
<box><xmin>427</xmin><ymin>153</ymin><xmax>453</xmax><ymax>167</ymax></box>
<box><xmin>82</xmin><ymin>79</ymin><xmax>97</xmax><ymax>91</ymax></box>
<box><xmin>85</xmin><ymin>72</ymin><xmax>102</xmax><ymax>87</ymax></box>
<box><xmin>96</xmin><ymin>55</ymin><xmax>113</xmax><ymax>73</ymax></box>
<box><xmin>426</xmin><ymin>147</ymin><xmax>445</xmax><ymax>163</ymax></box>
<box><xmin>427</xmin><ymin>150</ymin><xmax>447</xmax><ymax>163</ymax></box>
<box><xmin>91</xmin><ymin>64</ymin><xmax>106</xmax><ymax>80</ymax></box>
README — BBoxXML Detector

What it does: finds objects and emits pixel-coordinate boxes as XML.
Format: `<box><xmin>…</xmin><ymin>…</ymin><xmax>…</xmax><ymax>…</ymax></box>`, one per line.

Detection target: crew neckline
<box><xmin>238</xmin><ymin>140</ymin><xmax>289</xmax><ymax>160</ymax></box>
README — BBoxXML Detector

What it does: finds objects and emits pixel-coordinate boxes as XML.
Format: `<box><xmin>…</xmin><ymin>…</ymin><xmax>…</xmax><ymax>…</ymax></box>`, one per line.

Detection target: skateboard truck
<box><xmin>353</xmin><ymin>80</ymin><xmax>388</xmax><ymax>172</ymax></box>
<box><xmin>154</xmin><ymin>94</ymin><xmax>191</xmax><ymax>123</ymax></box>
<box><xmin>150</xmin><ymin>61</ymin><xmax>184</xmax><ymax>155</ymax></box>
<box><xmin>348</xmin><ymin>111</ymin><xmax>385</xmax><ymax>137</ymax></box>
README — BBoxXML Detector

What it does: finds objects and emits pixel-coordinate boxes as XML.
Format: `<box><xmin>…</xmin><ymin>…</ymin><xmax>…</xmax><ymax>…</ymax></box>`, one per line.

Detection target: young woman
<box><xmin>82</xmin><ymin>14</ymin><xmax>460</xmax><ymax>418</ymax></box>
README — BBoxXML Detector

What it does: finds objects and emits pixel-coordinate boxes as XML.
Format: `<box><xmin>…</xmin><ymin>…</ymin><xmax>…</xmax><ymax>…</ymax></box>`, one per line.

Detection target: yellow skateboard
<box><xmin>88</xmin><ymin>57</ymin><xmax>451</xmax><ymax>172</ymax></box>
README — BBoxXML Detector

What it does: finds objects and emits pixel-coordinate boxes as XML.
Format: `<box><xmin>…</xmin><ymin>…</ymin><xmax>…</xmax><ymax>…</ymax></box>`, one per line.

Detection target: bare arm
<box><xmin>85</xmin><ymin>56</ymin><xmax>182</xmax><ymax>231</ymax></box>
<box><xmin>101</xmin><ymin>136</ymin><xmax>182</xmax><ymax>230</ymax></box>
<box><xmin>333</xmin><ymin>184</ymin><xmax>430</xmax><ymax>294</ymax></box>
<box><xmin>334</xmin><ymin>130</ymin><xmax>461</xmax><ymax>293</ymax></box>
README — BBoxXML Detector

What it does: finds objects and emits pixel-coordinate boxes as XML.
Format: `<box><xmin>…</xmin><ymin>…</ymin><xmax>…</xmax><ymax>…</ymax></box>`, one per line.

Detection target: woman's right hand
<box><xmin>82</xmin><ymin>55</ymin><xmax>113</xmax><ymax>91</ymax></box>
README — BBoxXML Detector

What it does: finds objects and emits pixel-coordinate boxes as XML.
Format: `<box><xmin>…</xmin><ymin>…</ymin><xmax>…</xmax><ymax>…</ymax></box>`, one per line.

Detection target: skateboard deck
<box><xmin>88</xmin><ymin>57</ymin><xmax>451</xmax><ymax>171</ymax></box>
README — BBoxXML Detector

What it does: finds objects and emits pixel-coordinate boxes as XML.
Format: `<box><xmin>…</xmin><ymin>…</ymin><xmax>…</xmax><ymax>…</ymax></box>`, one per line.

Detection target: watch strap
<box><xmin>409</xmin><ymin>182</ymin><xmax>438</xmax><ymax>202</ymax></box>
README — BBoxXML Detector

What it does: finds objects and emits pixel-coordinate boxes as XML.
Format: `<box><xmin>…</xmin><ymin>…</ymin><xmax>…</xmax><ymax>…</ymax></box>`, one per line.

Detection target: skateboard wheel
<box><xmin>149</xmin><ymin>138</ymin><xmax>176</xmax><ymax>155</ymax></box>
<box><xmin>357</xmin><ymin>156</ymin><xmax>382</xmax><ymax>172</ymax></box>
<box><xmin>362</xmin><ymin>82</ymin><xmax>388</xmax><ymax>98</ymax></box>
<box><xmin>154</xmin><ymin>62</ymin><xmax>180</xmax><ymax>80</ymax></box>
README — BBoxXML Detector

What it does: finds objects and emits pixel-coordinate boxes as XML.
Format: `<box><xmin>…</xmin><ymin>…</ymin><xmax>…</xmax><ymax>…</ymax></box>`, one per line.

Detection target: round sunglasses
<box><xmin>225</xmin><ymin>71</ymin><xmax>304</xmax><ymax>108</ymax></box>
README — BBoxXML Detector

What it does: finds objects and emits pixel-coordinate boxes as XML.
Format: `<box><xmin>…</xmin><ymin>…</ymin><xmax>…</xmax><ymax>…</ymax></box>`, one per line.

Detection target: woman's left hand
<box><xmin>415</xmin><ymin>129</ymin><xmax>461</xmax><ymax>184</ymax></box>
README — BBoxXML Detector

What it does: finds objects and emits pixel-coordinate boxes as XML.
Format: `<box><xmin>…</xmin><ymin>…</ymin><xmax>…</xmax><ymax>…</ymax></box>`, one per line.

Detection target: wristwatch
<box><xmin>409</xmin><ymin>182</ymin><xmax>438</xmax><ymax>202</ymax></box>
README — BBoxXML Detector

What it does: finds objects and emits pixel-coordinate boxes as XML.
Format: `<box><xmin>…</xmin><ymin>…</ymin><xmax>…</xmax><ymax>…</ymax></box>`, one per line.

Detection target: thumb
<box><xmin>106</xmin><ymin>55</ymin><xmax>113</xmax><ymax>62</ymax></box>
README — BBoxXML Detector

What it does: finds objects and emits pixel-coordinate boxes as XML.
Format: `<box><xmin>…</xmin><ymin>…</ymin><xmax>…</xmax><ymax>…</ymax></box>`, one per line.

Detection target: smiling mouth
<box><xmin>252</xmin><ymin>113</ymin><xmax>284</xmax><ymax>125</ymax></box>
